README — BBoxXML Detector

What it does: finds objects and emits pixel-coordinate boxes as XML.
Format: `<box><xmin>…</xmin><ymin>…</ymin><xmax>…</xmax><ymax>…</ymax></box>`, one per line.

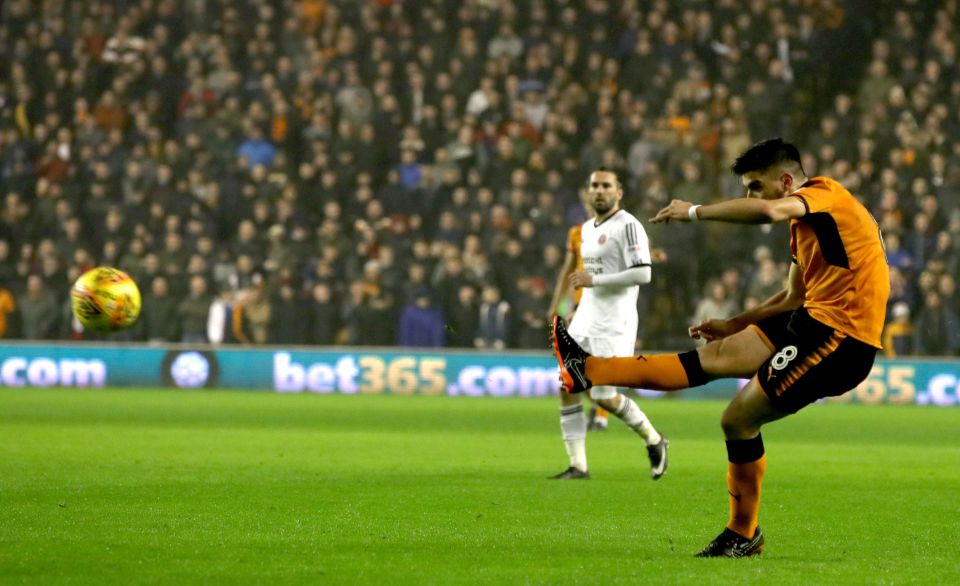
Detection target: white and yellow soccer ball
<box><xmin>70</xmin><ymin>267</ymin><xmax>142</xmax><ymax>333</ymax></box>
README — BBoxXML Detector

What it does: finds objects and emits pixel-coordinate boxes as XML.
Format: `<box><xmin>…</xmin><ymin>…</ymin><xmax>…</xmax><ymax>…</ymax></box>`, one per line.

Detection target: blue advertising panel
<box><xmin>0</xmin><ymin>344</ymin><xmax>165</xmax><ymax>388</ymax></box>
<box><xmin>1</xmin><ymin>343</ymin><xmax>959</xmax><ymax>406</ymax></box>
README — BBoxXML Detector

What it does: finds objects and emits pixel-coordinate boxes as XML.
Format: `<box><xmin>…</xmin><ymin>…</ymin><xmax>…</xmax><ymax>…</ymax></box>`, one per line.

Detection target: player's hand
<box><xmin>568</xmin><ymin>271</ymin><xmax>594</xmax><ymax>289</ymax></box>
<box><xmin>651</xmin><ymin>247</ymin><xmax>668</xmax><ymax>263</ymax></box>
<box><xmin>651</xmin><ymin>199</ymin><xmax>694</xmax><ymax>224</ymax></box>
<box><xmin>688</xmin><ymin>319</ymin><xmax>738</xmax><ymax>342</ymax></box>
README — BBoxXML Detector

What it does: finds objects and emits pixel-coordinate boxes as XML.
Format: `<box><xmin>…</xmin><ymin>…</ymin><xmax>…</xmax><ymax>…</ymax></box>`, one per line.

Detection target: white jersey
<box><xmin>568</xmin><ymin>209</ymin><xmax>651</xmax><ymax>339</ymax></box>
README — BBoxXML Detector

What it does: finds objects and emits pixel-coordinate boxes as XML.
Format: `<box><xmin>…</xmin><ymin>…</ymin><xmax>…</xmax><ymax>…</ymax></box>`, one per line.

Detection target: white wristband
<box><xmin>688</xmin><ymin>205</ymin><xmax>702</xmax><ymax>221</ymax></box>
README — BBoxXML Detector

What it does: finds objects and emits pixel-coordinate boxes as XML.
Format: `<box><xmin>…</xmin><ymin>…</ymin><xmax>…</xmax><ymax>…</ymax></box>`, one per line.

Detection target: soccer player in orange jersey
<box><xmin>551</xmin><ymin>139</ymin><xmax>890</xmax><ymax>556</ymax></box>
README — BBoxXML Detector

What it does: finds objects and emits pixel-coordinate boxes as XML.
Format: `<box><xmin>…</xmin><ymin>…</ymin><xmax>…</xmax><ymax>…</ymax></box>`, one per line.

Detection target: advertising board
<box><xmin>1</xmin><ymin>343</ymin><xmax>958</xmax><ymax>406</ymax></box>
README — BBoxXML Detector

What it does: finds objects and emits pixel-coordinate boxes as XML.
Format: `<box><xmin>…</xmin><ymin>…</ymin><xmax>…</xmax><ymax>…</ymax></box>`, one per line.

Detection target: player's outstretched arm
<box><xmin>652</xmin><ymin>196</ymin><xmax>806</xmax><ymax>225</ymax></box>
<box><xmin>568</xmin><ymin>266</ymin><xmax>651</xmax><ymax>289</ymax></box>
<box><xmin>689</xmin><ymin>263</ymin><xmax>805</xmax><ymax>342</ymax></box>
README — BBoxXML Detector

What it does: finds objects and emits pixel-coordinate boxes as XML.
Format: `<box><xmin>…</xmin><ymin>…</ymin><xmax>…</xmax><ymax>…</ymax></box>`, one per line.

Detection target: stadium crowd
<box><xmin>0</xmin><ymin>0</ymin><xmax>958</xmax><ymax>356</ymax></box>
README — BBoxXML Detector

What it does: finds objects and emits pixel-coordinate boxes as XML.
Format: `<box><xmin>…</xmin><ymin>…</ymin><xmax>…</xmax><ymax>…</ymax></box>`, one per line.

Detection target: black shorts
<box><xmin>751</xmin><ymin>308</ymin><xmax>877</xmax><ymax>414</ymax></box>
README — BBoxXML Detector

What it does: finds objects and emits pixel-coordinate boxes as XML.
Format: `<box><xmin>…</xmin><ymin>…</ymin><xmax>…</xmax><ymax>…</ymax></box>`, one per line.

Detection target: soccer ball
<box><xmin>70</xmin><ymin>267</ymin><xmax>142</xmax><ymax>333</ymax></box>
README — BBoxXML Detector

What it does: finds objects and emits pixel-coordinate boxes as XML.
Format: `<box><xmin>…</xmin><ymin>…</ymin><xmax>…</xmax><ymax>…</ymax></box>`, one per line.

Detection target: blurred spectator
<box><xmin>0</xmin><ymin>282</ymin><xmax>16</xmax><ymax>338</ymax></box>
<box><xmin>673</xmin><ymin>161</ymin><xmax>712</xmax><ymax>203</ymax></box>
<box><xmin>18</xmin><ymin>275</ymin><xmax>59</xmax><ymax>340</ymax></box>
<box><xmin>342</xmin><ymin>280</ymin><xmax>380</xmax><ymax>346</ymax></box>
<box><xmin>883</xmin><ymin>233</ymin><xmax>914</xmax><ymax>274</ymax></box>
<box><xmin>691</xmin><ymin>279</ymin><xmax>739</xmax><ymax>330</ymax></box>
<box><xmin>397</xmin><ymin>288</ymin><xmax>445</xmax><ymax>348</ymax></box>
<box><xmin>937</xmin><ymin>273</ymin><xmax>960</xmax><ymax>346</ymax></box>
<box><xmin>237</xmin><ymin>279</ymin><xmax>272</xmax><ymax>345</ymax></box>
<box><xmin>237</xmin><ymin>125</ymin><xmax>277</xmax><ymax>169</ymax></box>
<box><xmin>912</xmin><ymin>291</ymin><xmax>959</xmax><ymax>356</ymax></box>
<box><xmin>514</xmin><ymin>277</ymin><xmax>551</xmax><ymax>349</ymax></box>
<box><xmin>0</xmin><ymin>241</ymin><xmax>15</xmax><ymax>285</ymax></box>
<box><xmin>745</xmin><ymin>257</ymin><xmax>784</xmax><ymax>309</ymax></box>
<box><xmin>446</xmin><ymin>285</ymin><xmax>480</xmax><ymax>348</ymax></box>
<box><xmin>364</xmin><ymin>287</ymin><xmax>397</xmax><ymax>346</ymax></box>
<box><xmin>141</xmin><ymin>276</ymin><xmax>180</xmax><ymax>343</ymax></box>
<box><xmin>475</xmin><ymin>285</ymin><xmax>510</xmax><ymax>350</ymax></box>
<box><xmin>269</xmin><ymin>283</ymin><xmax>308</xmax><ymax>345</ymax></box>
<box><xmin>431</xmin><ymin>253</ymin><xmax>472</xmax><ymax>318</ymax></box>
<box><xmin>207</xmin><ymin>285</ymin><xmax>239</xmax><ymax>346</ymax></box>
<box><xmin>308</xmin><ymin>283</ymin><xmax>340</xmax><ymax>346</ymax></box>
<box><xmin>397</xmin><ymin>263</ymin><xmax>429</xmax><ymax>307</ymax></box>
<box><xmin>882</xmin><ymin>302</ymin><xmax>914</xmax><ymax>357</ymax></box>
<box><xmin>178</xmin><ymin>275</ymin><xmax>212</xmax><ymax>344</ymax></box>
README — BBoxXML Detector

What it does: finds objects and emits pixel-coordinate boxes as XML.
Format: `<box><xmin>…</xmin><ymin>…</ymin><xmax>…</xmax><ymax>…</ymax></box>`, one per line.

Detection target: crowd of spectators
<box><xmin>0</xmin><ymin>0</ymin><xmax>958</xmax><ymax>356</ymax></box>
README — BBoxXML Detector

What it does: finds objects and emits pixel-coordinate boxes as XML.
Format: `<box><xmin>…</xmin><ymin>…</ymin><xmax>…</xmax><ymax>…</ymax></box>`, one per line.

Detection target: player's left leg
<box><xmin>721</xmin><ymin>380</ymin><xmax>788</xmax><ymax>533</ymax></box>
<box><xmin>592</xmin><ymin>333</ymin><xmax>668</xmax><ymax>477</ymax></box>
<box><xmin>696</xmin><ymin>379</ymin><xmax>789</xmax><ymax>557</ymax></box>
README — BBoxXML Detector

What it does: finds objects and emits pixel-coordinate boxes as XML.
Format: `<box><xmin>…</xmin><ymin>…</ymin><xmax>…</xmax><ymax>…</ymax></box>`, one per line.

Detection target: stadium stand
<box><xmin>0</xmin><ymin>0</ymin><xmax>957</xmax><ymax>355</ymax></box>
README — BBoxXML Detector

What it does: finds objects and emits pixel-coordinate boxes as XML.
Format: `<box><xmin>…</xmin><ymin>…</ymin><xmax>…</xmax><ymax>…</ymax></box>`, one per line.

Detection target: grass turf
<box><xmin>1</xmin><ymin>388</ymin><xmax>959</xmax><ymax>585</ymax></box>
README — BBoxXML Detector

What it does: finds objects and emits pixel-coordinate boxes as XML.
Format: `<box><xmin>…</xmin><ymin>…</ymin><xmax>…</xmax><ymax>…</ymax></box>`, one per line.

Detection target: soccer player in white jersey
<box><xmin>550</xmin><ymin>168</ymin><xmax>668</xmax><ymax>480</ymax></box>
<box><xmin>547</xmin><ymin>188</ymin><xmax>611</xmax><ymax>432</ymax></box>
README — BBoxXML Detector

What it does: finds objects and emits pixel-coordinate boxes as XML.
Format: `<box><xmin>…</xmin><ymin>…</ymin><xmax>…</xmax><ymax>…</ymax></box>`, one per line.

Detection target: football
<box><xmin>70</xmin><ymin>267</ymin><xmax>142</xmax><ymax>333</ymax></box>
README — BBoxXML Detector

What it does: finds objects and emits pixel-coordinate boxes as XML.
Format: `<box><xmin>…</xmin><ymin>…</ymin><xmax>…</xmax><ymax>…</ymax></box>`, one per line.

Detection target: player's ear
<box><xmin>780</xmin><ymin>172</ymin><xmax>794</xmax><ymax>193</ymax></box>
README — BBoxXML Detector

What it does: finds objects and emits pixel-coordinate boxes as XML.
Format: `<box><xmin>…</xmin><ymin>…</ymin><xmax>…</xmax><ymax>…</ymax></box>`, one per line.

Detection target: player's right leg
<box><xmin>551</xmin><ymin>333</ymin><xmax>597</xmax><ymax>479</ymax></box>
<box><xmin>551</xmin><ymin>388</ymin><xmax>589</xmax><ymax>479</ymax></box>
<box><xmin>552</xmin><ymin>315</ymin><xmax>772</xmax><ymax>394</ymax></box>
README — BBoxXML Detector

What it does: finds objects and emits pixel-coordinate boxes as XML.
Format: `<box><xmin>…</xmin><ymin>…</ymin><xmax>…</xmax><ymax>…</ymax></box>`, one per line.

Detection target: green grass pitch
<box><xmin>2</xmin><ymin>388</ymin><xmax>959</xmax><ymax>585</ymax></box>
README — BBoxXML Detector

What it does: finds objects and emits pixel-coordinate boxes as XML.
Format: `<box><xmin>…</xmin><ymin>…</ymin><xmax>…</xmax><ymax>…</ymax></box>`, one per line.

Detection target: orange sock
<box><xmin>594</xmin><ymin>407</ymin><xmax>608</xmax><ymax>419</ymax></box>
<box><xmin>584</xmin><ymin>353</ymin><xmax>693</xmax><ymax>391</ymax></box>
<box><xmin>725</xmin><ymin>436</ymin><xmax>766</xmax><ymax>538</ymax></box>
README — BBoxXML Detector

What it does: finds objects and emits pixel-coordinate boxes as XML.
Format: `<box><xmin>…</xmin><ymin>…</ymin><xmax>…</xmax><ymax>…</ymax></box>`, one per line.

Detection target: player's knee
<box><xmin>698</xmin><ymin>340</ymin><xmax>729</xmax><ymax>373</ymax></box>
<box><xmin>720</xmin><ymin>405</ymin><xmax>750</xmax><ymax>438</ymax></box>
<box><xmin>588</xmin><ymin>386</ymin><xmax>617</xmax><ymax>403</ymax></box>
<box><xmin>595</xmin><ymin>395</ymin><xmax>620</xmax><ymax>412</ymax></box>
<box><xmin>699</xmin><ymin>336</ymin><xmax>762</xmax><ymax>378</ymax></box>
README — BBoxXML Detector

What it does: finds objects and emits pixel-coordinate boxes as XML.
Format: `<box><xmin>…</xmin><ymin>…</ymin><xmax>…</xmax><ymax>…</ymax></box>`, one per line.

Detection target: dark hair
<box><xmin>589</xmin><ymin>166</ymin><xmax>622</xmax><ymax>188</ymax></box>
<box><xmin>731</xmin><ymin>138</ymin><xmax>805</xmax><ymax>176</ymax></box>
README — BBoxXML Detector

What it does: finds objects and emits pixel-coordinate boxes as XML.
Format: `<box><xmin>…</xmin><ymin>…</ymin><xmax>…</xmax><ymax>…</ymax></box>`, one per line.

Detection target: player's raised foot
<box><xmin>646</xmin><ymin>436</ymin><xmax>669</xmax><ymax>479</ymax></box>
<box><xmin>549</xmin><ymin>466</ymin><xmax>590</xmax><ymax>480</ymax></box>
<box><xmin>550</xmin><ymin>316</ymin><xmax>593</xmax><ymax>394</ymax></box>
<box><xmin>695</xmin><ymin>527</ymin><xmax>764</xmax><ymax>558</ymax></box>
<box><xmin>587</xmin><ymin>406</ymin><xmax>608</xmax><ymax>431</ymax></box>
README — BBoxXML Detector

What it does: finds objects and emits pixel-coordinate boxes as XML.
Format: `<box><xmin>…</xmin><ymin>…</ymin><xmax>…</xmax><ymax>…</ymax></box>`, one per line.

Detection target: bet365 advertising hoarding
<box><xmin>0</xmin><ymin>343</ymin><xmax>959</xmax><ymax>406</ymax></box>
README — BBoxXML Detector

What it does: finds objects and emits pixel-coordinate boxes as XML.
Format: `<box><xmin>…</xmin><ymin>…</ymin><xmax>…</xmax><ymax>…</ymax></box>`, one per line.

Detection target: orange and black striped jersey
<box><xmin>789</xmin><ymin>176</ymin><xmax>890</xmax><ymax>348</ymax></box>
<box><xmin>567</xmin><ymin>225</ymin><xmax>584</xmax><ymax>304</ymax></box>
